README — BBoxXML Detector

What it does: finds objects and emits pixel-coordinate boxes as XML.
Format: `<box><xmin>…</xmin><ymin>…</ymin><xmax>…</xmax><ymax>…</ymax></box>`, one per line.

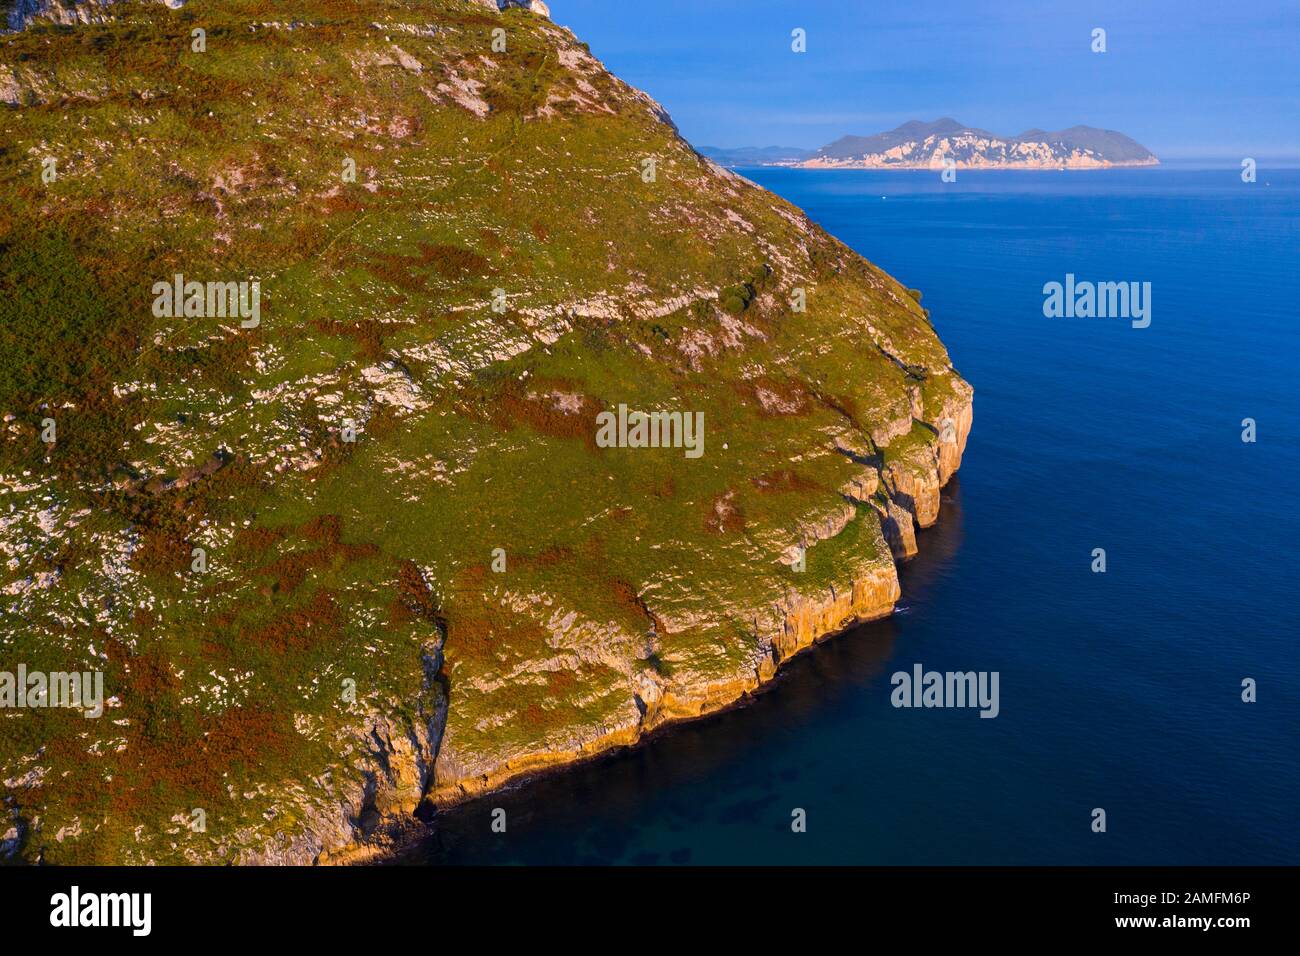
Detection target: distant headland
<box><xmin>700</xmin><ymin>118</ymin><xmax>1159</xmax><ymax>169</ymax></box>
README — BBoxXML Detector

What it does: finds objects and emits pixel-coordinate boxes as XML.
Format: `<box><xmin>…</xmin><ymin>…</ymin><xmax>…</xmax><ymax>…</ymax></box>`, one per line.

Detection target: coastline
<box><xmin>330</xmin><ymin>384</ymin><xmax>975</xmax><ymax>866</ymax></box>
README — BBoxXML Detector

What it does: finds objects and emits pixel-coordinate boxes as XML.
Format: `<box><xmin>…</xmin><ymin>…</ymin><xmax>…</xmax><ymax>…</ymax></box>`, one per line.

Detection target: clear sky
<box><xmin>546</xmin><ymin>0</ymin><xmax>1300</xmax><ymax>159</ymax></box>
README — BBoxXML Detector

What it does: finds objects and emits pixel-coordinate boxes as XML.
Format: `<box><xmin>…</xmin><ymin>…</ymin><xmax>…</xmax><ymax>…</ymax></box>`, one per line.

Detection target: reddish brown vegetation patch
<box><xmin>233</xmin><ymin>525</ymin><xmax>284</xmax><ymax>554</ymax></box>
<box><xmin>27</xmin><ymin>639</ymin><xmax>300</xmax><ymax>833</ymax></box>
<box><xmin>121</xmin><ymin>453</ymin><xmax>263</xmax><ymax>581</ymax></box>
<box><xmin>364</xmin><ymin>241</ymin><xmax>491</xmax><ymax>293</ymax></box>
<box><xmin>649</xmin><ymin>475</ymin><xmax>676</xmax><ymax>499</ymax></box>
<box><xmin>462</xmin><ymin>374</ymin><xmax>603</xmax><ymax>447</ymax></box>
<box><xmin>545</xmin><ymin>668</ymin><xmax>580</xmax><ymax>694</ymax></box>
<box><xmin>524</xmin><ymin>544</ymin><xmax>574</xmax><ymax>567</ymax></box>
<box><xmin>106</xmin><ymin>637</ymin><xmax>181</xmax><ymax>701</ymax></box>
<box><xmin>477</xmin><ymin>377</ymin><xmax>605</xmax><ymax>447</ymax></box>
<box><xmin>248</xmin><ymin>513</ymin><xmax>379</xmax><ymax>594</ymax></box>
<box><xmin>520</xmin><ymin>701</ymin><xmax>548</xmax><ymax>727</ymax></box>
<box><xmin>132</xmin><ymin>524</ymin><xmax>192</xmax><ymax>577</ymax></box>
<box><xmin>609</xmin><ymin>577</ymin><xmax>660</xmax><ymax>632</ymax></box>
<box><xmin>103</xmin><ymin>705</ymin><xmax>296</xmax><ymax>816</ymax></box>
<box><xmin>321</xmin><ymin>191</ymin><xmax>366</xmax><ymax>216</ymax></box>
<box><xmin>444</xmin><ymin>613</ymin><xmax>499</xmax><ymax>663</ymax></box>
<box><xmin>736</xmin><ymin>374</ymin><xmax>814</xmax><ymax>417</ymax></box>
<box><xmin>242</xmin><ymin>587</ymin><xmax>345</xmax><ymax>654</ymax></box>
<box><xmin>154</xmin><ymin>706</ymin><xmax>293</xmax><ymax>800</ymax></box>
<box><xmin>390</xmin><ymin>558</ymin><xmax>444</xmax><ymax>627</ymax></box>
<box><xmin>443</xmin><ymin>605</ymin><xmax>549</xmax><ymax>668</ymax></box>
<box><xmin>751</xmin><ymin>467</ymin><xmax>822</xmax><ymax>495</ymax></box>
<box><xmin>310</xmin><ymin>316</ymin><xmax>386</xmax><ymax>360</ymax></box>
<box><xmin>420</xmin><ymin>242</ymin><xmax>490</xmax><ymax>280</ymax></box>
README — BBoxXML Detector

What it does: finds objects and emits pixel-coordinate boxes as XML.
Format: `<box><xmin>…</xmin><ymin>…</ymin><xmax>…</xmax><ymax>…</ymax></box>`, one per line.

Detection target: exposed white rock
<box><xmin>436</xmin><ymin>67</ymin><xmax>490</xmax><ymax>118</ymax></box>
<box><xmin>0</xmin><ymin>65</ymin><xmax>19</xmax><ymax>105</ymax></box>
<box><xmin>494</xmin><ymin>0</ymin><xmax>550</xmax><ymax>16</ymax></box>
<box><xmin>6</xmin><ymin>0</ymin><xmax>183</xmax><ymax>33</ymax></box>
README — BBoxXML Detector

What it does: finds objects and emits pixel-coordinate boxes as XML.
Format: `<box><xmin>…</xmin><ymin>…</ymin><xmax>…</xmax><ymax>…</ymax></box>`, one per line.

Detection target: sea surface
<box><xmin>406</xmin><ymin>164</ymin><xmax>1300</xmax><ymax>865</ymax></box>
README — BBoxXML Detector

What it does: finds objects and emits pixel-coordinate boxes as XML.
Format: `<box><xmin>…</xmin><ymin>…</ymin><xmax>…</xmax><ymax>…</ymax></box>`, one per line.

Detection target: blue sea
<box><xmin>410</xmin><ymin>164</ymin><xmax>1300</xmax><ymax>865</ymax></box>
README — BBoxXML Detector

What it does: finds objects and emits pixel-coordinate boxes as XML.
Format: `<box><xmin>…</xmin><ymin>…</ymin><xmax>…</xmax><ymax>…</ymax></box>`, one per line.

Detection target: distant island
<box><xmin>701</xmin><ymin>118</ymin><xmax>1159</xmax><ymax>169</ymax></box>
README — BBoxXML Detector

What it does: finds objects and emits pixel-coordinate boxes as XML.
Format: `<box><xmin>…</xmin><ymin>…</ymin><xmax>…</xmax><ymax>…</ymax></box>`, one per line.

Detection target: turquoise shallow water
<box><xmin>409</xmin><ymin>165</ymin><xmax>1300</xmax><ymax>865</ymax></box>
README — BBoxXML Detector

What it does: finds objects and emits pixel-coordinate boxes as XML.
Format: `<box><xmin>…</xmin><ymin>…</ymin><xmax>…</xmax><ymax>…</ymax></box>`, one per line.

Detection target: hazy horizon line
<box><xmin>691</xmin><ymin>139</ymin><xmax>1300</xmax><ymax>162</ymax></box>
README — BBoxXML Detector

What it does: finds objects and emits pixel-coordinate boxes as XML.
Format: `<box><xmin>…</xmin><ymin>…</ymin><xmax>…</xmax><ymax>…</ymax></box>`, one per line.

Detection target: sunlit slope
<box><xmin>0</xmin><ymin>0</ymin><xmax>970</xmax><ymax>863</ymax></box>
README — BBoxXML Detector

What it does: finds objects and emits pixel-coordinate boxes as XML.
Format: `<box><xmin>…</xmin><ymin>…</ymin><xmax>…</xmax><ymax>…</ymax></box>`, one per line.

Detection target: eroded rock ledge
<box><xmin>242</xmin><ymin>382</ymin><xmax>972</xmax><ymax>865</ymax></box>
<box><xmin>419</xmin><ymin>382</ymin><xmax>972</xmax><ymax>817</ymax></box>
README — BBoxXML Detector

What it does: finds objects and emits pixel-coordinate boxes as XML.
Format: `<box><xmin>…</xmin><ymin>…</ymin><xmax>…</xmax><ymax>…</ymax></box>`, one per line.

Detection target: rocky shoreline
<box><xmin>291</xmin><ymin>384</ymin><xmax>974</xmax><ymax>867</ymax></box>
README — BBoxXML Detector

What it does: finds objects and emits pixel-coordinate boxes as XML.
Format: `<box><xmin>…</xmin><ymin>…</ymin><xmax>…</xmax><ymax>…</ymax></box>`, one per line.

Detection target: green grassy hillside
<box><xmin>0</xmin><ymin>0</ymin><xmax>970</xmax><ymax>863</ymax></box>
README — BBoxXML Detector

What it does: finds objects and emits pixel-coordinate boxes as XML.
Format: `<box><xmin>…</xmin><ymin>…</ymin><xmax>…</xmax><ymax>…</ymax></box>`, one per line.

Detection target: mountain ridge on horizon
<box><xmin>701</xmin><ymin>118</ymin><xmax>1159</xmax><ymax>169</ymax></box>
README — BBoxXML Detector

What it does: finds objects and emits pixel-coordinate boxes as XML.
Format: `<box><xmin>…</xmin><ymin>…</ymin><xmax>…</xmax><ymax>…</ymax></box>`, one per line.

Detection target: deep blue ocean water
<box><xmin>411</xmin><ymin>164</ymin><xmax>1300</xmax><ymax>865</ymax></box>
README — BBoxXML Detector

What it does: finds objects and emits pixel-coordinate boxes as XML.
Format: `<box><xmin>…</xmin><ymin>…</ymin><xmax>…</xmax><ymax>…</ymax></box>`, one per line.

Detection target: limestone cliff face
<box><xmin>426</xmin><ymin>383</ymin><xmax>972</xmax><ymax>812</ymax></box>
<box><xmin>238</xmin><ymin>703</ymin><xmax>442</xmax><ymax>865</ymax></box>
<box><xmin>179</xmin><ymin>382</ymin><xmax>973</xmax><ymax>863</ymax></box>
<box><xmin>160</xmin><ymin>647</ymin><xmax>445</xmax><ymax>866</ymax></box>
<box><xmin>933</xmin><ymin>381</ymin><xmax>975</xmax><ymax>484</ymax></box>
<box><xmin>881</xmin><ymin>376</ymin><xmax>974</xmax><ymax>531</ymax></box>
<box><xmin>873</xmin><ymin>494</ymin><xmax>919</xmax><ymax>561</ymax></box>
<box><xmin>4</xmin><ymin>0</ymin><xmax>182</xmax><ymax>32</ymax></box>
<box><xmin>423</xmin><ymin>550</ymin><xmax>905</xmax><ymax>807</ymax></box>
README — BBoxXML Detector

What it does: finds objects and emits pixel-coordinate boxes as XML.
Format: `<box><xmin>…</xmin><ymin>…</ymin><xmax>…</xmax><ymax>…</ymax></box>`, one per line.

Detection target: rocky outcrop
<box><xmin>473</xmin><ymin>0</ymin><xmax>550</xmax><ymax>16</ymax></box>
<box><xmin>0</xmin><ymin>63</ymin><xmax>19</xmax><ymax>103</ymax></box>
<box><xmin>931</xmin><ymin>378</ymin><xmax>975</xmax><ymax>484</ymax></box>
<box><xmin>882</xmin><ymin>449</ymin><xmax>942</xmax><ymax>528</ymax></box>
<box><xmin>872</xmin><ymin>493</ymin><xmax>919</xmax><ymax>561</ymax></box>
<box><xmin>5</xmin><ymin>0</ymin><xmax>183</xmax><ymax>32</ymax></box>
<box><xmin>424</xmin><ymin>384</ymin><xmax>972</xmax><ymax>816</ymax></box>
<box><xmin>235</xmin><ymin>648</ymin><xmax>447</xmax><ymax>866</ymax></box>
<box><xmin>499</xmin><ymin>0</ymin><xmax>549</xmax><ymax>15</ymax></box>
<box><xmin>424</xmin><ymin>542</ymin><xmax>905</xmax><ymax>808</ymax></box>
<box><xmin>881</xmin><ymin>374</ymin><xmax>974</xmax><ymax>531</ymax></box>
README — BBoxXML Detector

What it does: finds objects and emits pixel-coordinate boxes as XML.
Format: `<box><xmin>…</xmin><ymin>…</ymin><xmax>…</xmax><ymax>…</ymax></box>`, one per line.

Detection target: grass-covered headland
<box><xmin>0</xmin><ymin>0</ymin><xmax>971</xmax><ymax>863</ymax></box>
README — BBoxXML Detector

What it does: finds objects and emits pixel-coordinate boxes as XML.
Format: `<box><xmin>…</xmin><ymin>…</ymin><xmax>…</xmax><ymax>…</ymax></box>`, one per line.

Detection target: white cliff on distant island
<box><xmin>703</xmin><ymin>118</ymin><xmax>1159</xmax><ymax>170</ymax></box>
<box><xmin>804</xmin><ymin>118</ymin><xmax>1158</xmax><ymax>169</ymax></box>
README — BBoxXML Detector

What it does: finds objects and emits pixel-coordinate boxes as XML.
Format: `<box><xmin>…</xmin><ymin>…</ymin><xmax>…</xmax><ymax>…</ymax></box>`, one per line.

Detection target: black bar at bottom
<box><xmin>0</xmin><ymin>865</ymin><xmax>1284</xmax><ymax>941</ymax></box>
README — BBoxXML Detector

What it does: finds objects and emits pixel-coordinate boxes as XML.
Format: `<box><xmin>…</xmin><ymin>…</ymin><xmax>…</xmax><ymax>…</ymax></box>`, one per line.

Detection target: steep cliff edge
<box><xmin>0</xmin><ymin>0</ymin><xmax>971</xmax><ymax>864</ymax></box>
<box><xmin>427</xmin><ymin>388</ymin><xmax>972</xmax><ymax>812</ymax></box>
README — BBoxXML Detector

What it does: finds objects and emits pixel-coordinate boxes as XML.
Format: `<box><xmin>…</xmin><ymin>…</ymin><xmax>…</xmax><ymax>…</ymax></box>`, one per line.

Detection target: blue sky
<box><xmin>547</xmin><ymin>0</ymin><xmax>1300</xmax><ymax>159</ymax></box>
